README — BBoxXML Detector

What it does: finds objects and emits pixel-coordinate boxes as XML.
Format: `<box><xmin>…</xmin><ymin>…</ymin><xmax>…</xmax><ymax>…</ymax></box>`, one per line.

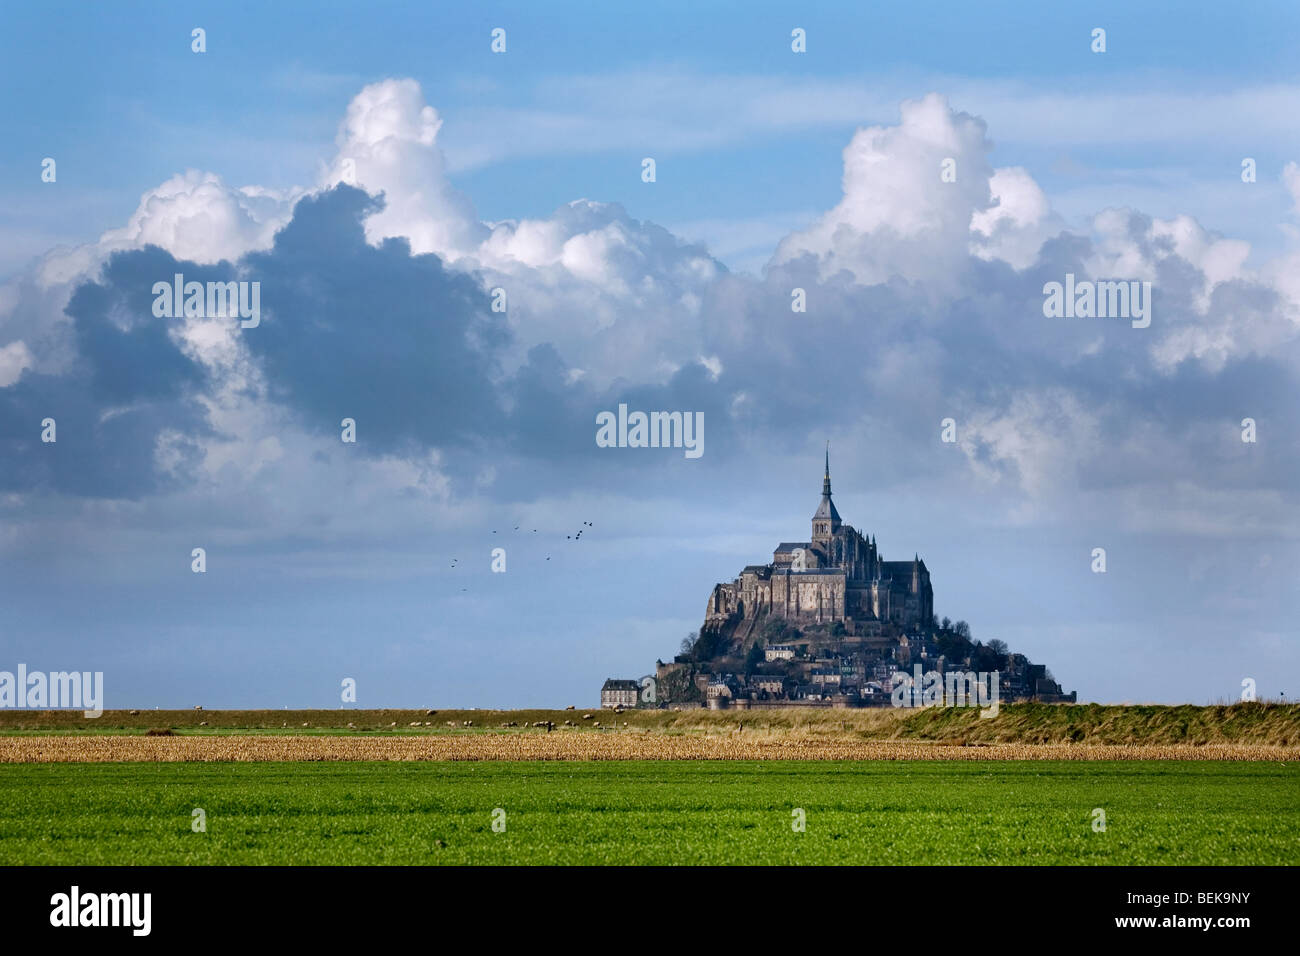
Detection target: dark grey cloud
<box><xmin>4</xmin><ymin>180</ymin><xmax>1297</xmax><ymax>519</ymax></box>
<box><xmin>0</xmin><ymin>247</ymin><xmax>213</xmax><ymax>497</ymax></box>
<box><xmin>241</xmin><ymin>185</ymin><xmax>509</xmax><ymax>455</ymax></box>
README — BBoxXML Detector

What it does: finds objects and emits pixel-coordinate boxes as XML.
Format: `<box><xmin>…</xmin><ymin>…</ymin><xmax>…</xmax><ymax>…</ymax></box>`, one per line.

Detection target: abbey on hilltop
<box><xmin>702</xmin><ymin>447</ymin><xmax>933</xmax><ymax>639</ymax></box>
<box><xmin>604</xmin><ymin>447</ymin><xmax>1076</xmax><ymax>709</ymax></box>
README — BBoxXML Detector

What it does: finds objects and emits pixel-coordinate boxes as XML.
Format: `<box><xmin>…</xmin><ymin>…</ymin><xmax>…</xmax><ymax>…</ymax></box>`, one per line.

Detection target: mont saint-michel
<box><xmin>703</xmin><ymin>447</ymin><xmax>933</xmax><ymax>636</ymax></box>
<box><xmin>605</xmin><ymin>451</ymin><xmax>1075</xmax><ymax>709</ymax></box>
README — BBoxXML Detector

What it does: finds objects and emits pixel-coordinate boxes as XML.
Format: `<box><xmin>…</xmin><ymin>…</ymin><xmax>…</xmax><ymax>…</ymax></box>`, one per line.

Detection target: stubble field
<box><xmin>3</xmin><ymin>733</ymin><xmax>1297</xmax><ymax>762</ymax></box>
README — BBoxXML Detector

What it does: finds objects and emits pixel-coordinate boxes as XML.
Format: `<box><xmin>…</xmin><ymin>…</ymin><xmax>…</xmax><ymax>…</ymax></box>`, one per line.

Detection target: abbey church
<box><xmin>623</xmin><ymin>448</ymin><xmax>1076</xmax><ymax>708</ymax></box>
<box><xmin>704</xmin><ymin>450</ymin><xmax>934</xmax><ymax>639</ymax></box>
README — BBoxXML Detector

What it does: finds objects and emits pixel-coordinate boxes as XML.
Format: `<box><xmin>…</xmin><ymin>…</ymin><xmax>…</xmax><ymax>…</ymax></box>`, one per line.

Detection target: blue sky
<box><xmin>1</xmin><ymin>1</ymin><xmax>1298</xmax><ymax>707</ymax></box>
<box><xmin>5</xmin><ymin>0</ymin><xmax>1300</xmax><ymax>277</ymax></box>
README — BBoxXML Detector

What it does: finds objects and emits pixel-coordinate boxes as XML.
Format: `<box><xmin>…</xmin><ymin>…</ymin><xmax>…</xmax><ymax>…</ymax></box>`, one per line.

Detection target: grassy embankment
<box><xmin>2</xmin><ymin>702</ymin><xmax>1297</xmax><ymax>745</ymax></box>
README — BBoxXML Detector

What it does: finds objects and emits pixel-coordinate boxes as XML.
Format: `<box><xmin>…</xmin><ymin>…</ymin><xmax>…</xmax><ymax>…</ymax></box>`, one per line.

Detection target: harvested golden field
<box><xmin>2</xmin><ymin>732</ymin><xmax>1297</xmax><ymax>762</ymax></box>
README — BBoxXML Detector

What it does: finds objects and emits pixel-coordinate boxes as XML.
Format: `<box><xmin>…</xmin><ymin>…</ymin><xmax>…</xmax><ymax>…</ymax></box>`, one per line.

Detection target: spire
<box><xmin>812</xmin><ymin>442</ymin><xmax>841</xmax><ymax>538</ymax></box>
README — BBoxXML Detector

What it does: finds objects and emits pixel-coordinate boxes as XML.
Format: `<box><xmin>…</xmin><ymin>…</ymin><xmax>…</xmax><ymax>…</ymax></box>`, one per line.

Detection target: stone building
<box><xmin>703</xmin><ymin>449</ymin><xmax>934</xmax><ymax>638</ymax></box>
<box><xmin>600</xmin><ymin>678</ymin><xmax>640</xmax><ymax>709</ymax></box>
<box><xmin>751</xmin><ymin>675</ymin><xmax>788</xmax><ymax>696</ymax></box>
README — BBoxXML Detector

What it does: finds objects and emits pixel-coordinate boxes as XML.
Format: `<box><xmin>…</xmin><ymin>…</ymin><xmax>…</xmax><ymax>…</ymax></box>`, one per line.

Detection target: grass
<box><xmin>3</xmin><ymin>702</ymin><xmax>1299</xmax><ymax>745</ymax></box>
<box><xmin>2</xmin><ymin>760</ymin><xmax>1296</xmax><ymax>865</ymax></box>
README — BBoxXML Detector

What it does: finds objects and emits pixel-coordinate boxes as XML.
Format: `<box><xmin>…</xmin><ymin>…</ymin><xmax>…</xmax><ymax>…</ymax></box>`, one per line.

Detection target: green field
<box><xmin>3</xmin><ymin>760</ymin><xmax>1296</xmax><ymax>865</ymax></box>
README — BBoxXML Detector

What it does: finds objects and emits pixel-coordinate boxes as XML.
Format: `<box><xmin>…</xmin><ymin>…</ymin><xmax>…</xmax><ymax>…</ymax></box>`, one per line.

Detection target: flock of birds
<box><xmin>448</xmin><ymin>521</ymin><xmax>594</xmax><ymax>590</ymax></box>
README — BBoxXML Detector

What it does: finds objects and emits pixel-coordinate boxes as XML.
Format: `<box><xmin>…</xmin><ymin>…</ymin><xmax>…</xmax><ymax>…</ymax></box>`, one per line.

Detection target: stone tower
<box><xmin>811</xmin><ymin>443</ymin><xmax>842</xmax><ymax>548</ymax></box>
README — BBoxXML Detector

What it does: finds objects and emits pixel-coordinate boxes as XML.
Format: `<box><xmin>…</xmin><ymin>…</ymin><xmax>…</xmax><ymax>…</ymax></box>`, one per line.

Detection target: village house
<box><xmin>751</xmin><ymin>675</ymin><xmax>788</xmax><ymax>697</ymax></box>
<box><xmin>707</xmin><ymin>675</ymin><xmax>740</xmax><ymax>701</ymax></box>
<box><xmin>600</xmin><ymin>679</ymin><xmax>640</xmax><ymax>709</ymax></box>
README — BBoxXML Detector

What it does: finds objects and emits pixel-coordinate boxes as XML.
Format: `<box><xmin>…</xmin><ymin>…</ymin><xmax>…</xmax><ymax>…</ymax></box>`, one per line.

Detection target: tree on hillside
<box><xmin>744</xmin><ymin>641</ymin><xmax>765</xmax><ymax>675</ymax></box>
<box><xmin>659</xmin><ymin>667</ymin><xmax>703</xmax><ymax>704</ymax></box>
<box><xmin>971</xmin><ymin>642</ymin><xmax>1002</xmax><ymax>672</ymax></box>
<box><xmin>683</xmin><ymin>627</ymin><xmax>729</xmax><ymax>663</ymax></box>
<box><xmin>986</xmin><ymin>639</ymin><xmax>1009</xmax><ymax>668</ymax></box>
<box><xmin>936</xmin><ymin>627</ymin><xmax>974</xmax><ymax>663</ymax></box>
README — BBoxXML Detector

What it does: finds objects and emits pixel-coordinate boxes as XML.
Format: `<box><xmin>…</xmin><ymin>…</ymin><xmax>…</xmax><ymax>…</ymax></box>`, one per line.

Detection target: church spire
<box><xmin>812</xmin><ymin>442</ymin><xmax>841</xmax><ymax>542</ymax></box>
